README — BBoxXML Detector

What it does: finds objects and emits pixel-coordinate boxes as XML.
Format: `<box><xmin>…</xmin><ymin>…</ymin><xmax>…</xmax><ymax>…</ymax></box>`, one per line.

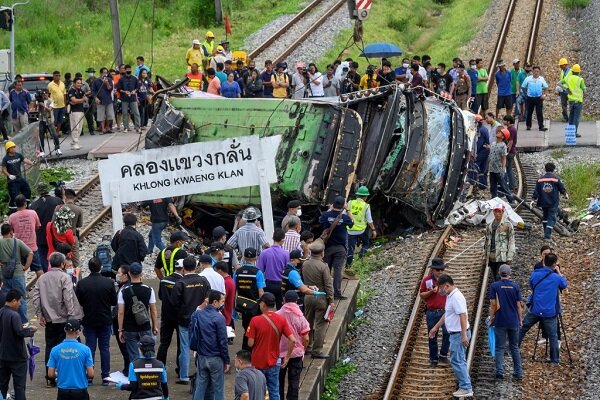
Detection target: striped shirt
<box><xmin>226</xmin><ymin>223</ymin><xmax>268</xmax><ymax>257</ymax></box>
<box><xmin>282</xmin><ymin>230</ymin><xmax>301</xmax><ymax>253</ymax></box>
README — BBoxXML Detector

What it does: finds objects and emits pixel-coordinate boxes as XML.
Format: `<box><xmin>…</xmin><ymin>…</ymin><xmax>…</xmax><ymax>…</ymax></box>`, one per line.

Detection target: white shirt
<box><xmin>444</xmin><ymin>288</ymin><xmax>470</xmax><ymax>332</ymax></box>
<box><xmin>117</xmin><ymin>284</ymin><xmax>156</xmax><ymax>304</ymax></box>
<box><xmin>199</xmin><ymin>267</ymin><xmax>226</xmax><ymax>294</ymax></box>
<box><xmin>309</xmin><ymin>72</ymin><xmax>324</xmax><ymax>97</ymax></box>
<box><xmin>322</xmin><ymin>74</ymin><xmax>339</xmax><ymax>97</ymax></box>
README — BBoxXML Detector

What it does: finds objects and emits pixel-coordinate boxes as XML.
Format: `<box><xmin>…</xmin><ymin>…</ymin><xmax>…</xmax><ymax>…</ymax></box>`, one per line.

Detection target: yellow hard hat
<box><xmin>206</xmin><ymin>31</ymin><xmax>215</xmax><ymax>38</ymax></box>
<box><xmin>217</xmin><ymin>45</ymin><xmax>224</xmax><ymax>52</ymax></box>
<box><xmin>571</xmin><ymin>64</ymin><xmax>581</xmax><ymax>73</ymax></box>
<box><xmin>558</xmin><ymin>58</ymin><xmax>568</xmax><ymax>66</ymax></box>
<box><xmin>4</xmin><ymin>141</ymin><xmax>15</xmax><ymax>151</ymax></box>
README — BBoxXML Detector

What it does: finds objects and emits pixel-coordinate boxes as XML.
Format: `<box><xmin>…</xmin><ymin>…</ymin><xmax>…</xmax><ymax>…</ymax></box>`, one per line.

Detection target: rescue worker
<box><xmin>185</xmin><ymin>63</ymin><xmax>204</xmax><ymax>91</ymax></box>
<box><xmin>419</xmin><ymin>258</ymin><xmax>450</xmax><ymax>367</ymax></box>
<box><xmin>557</xmin><ymin>58</ymin><xmax>571</xmax><ymax>122</ymax></box>
<box><xmin>233</xmin><ymin>248</ymin><xmax>266</xmax><ymax>351</ymax></box>
<box><xmin>117</xmin><ymin>335</ymin><xmax>169</xmax><ymax>399</ymax></box>
<box><xmin>532</xmin><ymin>162</ymin><xmax>568</xmax><ymax>241</ymax></box>
<box><xmin>346</xmin><ymin>186</ymin><xmax>376</xmax><ymax>268</ymax></box>
<box><xmin>154</xmin><ymin>231</ymin><xmax>189</xmax><ymax>280</ymax></box>
<box><xmin>2</xmin><ymin>141</ymin><xmax>35</xmax><ymax>214</ymax></box>
<box><xmin>562</xmin><ymin>64</ymin><xmax>586</xmax><ymax>137</ymax></box>
<box><xmin>485</xmin><ymin>205</ymin><xmax>515</xmax><ymax>281</ymax></box>
<box><xmin>202</xmin><ymin>31</ymin><xmax>216</xmax><ymax>70</ymax></box>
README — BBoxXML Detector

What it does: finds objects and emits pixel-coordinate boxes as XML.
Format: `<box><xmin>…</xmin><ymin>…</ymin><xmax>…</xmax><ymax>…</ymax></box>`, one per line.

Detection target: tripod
<box><xmin>532</xmin><ymin>314</ymin><xmax>572</xmax><ymax>364</ymax></box>
<box><xmin>302</xmin><ymin>77</ymin><xmax>313</xmax><ymax>99</ymax></box>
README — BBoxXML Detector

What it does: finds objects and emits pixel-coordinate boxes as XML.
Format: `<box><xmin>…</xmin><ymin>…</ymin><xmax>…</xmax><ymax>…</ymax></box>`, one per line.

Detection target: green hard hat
<box><xmin>355</xmin><ymin>186</ymin><xmax>370</xmax><ymax>196</ymax></box>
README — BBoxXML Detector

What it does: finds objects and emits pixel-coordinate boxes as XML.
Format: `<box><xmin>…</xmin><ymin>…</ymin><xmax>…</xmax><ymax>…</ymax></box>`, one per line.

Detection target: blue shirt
<box><xmin>287</xmin><ymin>268</ymin><xmax>304</xmax><ymax>288</ymax></box>
<box><xmin>8</xmin><ymin>90</ymin><xmax>32</xmax><ymax>118</ymax></box>
<box><xmin>319</xmin><ymin>210</ymin><xmax>354</xmax><ymax>248</ymax></box>
<box><xmin>495</xmin><ymin>70</ymin><xmax>512</xmax><ymax>96</ymax></box>
<box><xmin>189</xmin><ymin>305</ymin><xmax>230</xmax><ymax>364</ymax></box>
<box><xmin>467</xmin><ymin>69</ymin><xmax>478</xmax><ymax>96</ymax></box>
<box><xmin>257</xmin><ymin>245</ymin><xmax>289</xmax><ymax>281</ymax></box>
<box><xmin>489</xmin><ymin>279</ymin><xmax>522</xmax><ymax>328</ymax></box>
<box><xmin>233</xmin><ymin>265</ymin><xmax>266</xmax><ymax>289</ymax></box>
<box><xmin>47</xmin><ymin>339</ymin><xmax>93</xmax><ymax>389</ymax></box>
<box><xmin>529</xmin><ymin>267</ymin><xmax>567</xmax><ymax>317</ymax></box>
<box><xmin>128</xmin><ymin>356</ymin><xmax>167</xmax><ymax>383</ymax></box>
<box><xmin>134</xmin><ymin>64</ymin><xmax>151</xmax><ymax>78</ymax></box>
<box><xmin>521</xmin><ymin>76</ymin><xmax>548</xmax><ymax>98</ymax></box>
<box><xmin>91</xmin><ymin>77</ymin><xmax>114</xmax><ymax>105</ymax></box>
<box><xmin>532</xmin><ymin>172</ymin><xmax>566</xmax><ymax>208</ymax></box>
<box><xmin>216</xmin><ymin>71</ymin><xmax>227</xmax><ymax>85</ymax></box>
<box><xmin>394</xmin><ymin>66</ymin><xmax>408</xmax><ymax>77</ymax></box>
<box><xmin>221</xmin><ymin>81</ymin><xmax>241</xmax><ymax>98</ymax></box>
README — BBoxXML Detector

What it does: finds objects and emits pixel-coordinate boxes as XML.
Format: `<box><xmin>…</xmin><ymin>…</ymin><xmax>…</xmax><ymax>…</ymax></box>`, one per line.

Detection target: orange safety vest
<box><xmin>186</xmin><ymin>72</ymin><xmax>204</xmax><ymax>91</ymax></box>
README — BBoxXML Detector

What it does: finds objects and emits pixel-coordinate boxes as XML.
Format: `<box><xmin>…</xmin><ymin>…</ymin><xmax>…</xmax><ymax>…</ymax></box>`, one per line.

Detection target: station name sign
<box><xmin>99</xmin><ymin>135</ymin><xmax>280</xmax><ymax>205</ymax></box>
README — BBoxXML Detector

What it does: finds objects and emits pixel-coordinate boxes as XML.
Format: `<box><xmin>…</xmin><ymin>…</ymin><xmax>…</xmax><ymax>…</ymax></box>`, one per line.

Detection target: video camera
<box><xmin>301</xmin><ymin>68</ymin><xmax>310</xmax><ymax>79</ymax></box>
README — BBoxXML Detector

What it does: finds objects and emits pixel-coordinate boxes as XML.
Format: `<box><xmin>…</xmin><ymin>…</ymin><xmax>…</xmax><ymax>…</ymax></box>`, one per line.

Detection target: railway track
<box><xmin>248</xmin><ymin>0</ymin><xmax>347</xmax><ymax>65</ymax></box>
<box><xmin>25</xmin><ymin>173</ymin><xmax>111</xmax><ymax>290</ymax></box>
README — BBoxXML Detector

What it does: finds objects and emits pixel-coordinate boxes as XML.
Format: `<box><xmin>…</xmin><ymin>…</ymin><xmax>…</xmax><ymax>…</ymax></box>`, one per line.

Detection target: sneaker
<box><xmin>176</xmin><ymin>379</ymin><xmax>189</xmax><ymax>385</ymax></box>
<box><xmin>123</xmin><ymin>128</ymin><xmax>129</xmax><ymax>133</ymax></box>
<box><xmin>575</xmin><ymin>133</ymin><xmax>581</xmax><ymax>138</ymax></box>
<box><xmin>38</xmin><ymin>151</ymin><xmax>45</xmax><ymax>158</ymax></box>
<box><xmin>453</xmin><ymin>388</ymin><xmax>474</xmax><ymax>397</ymax></box>
<box><xmin>526</xmin><ymin>126</ymin><xmax>531</xmax><ymax>131</ymax></box>
<box><xmin>438</xmin><ymin>355</ymin><xmax>450</xmax><ymax>365</ymax></box>
<box><xmin>537</xmin><ymin>338</ymin><xmax>547</xmax><ymax>345</ymax></box>
<box><xmin>539</xmin><ymin>127</ymin><xmax>548</xmax><ymax>131</ymax></box>
<box><xmin>430</xmin><ymin>360</ymin><xmax>438</xmax><ymax>367</ymax></box>
<box><xmin>101</xmin><ymin>378</ymin><xmax>110</xmax><ymax>386</ymax></box>
<box><xmin>87</xmin><ymin>378</ymin><xmax>94</xmax><ymax>386</ymax></box>
<box><xmin>56</xmin><ymin>149</ymin><xmax>62</xmax><ymax>155</ymax></box>
<box><xmin>495</xmin><ymin>374</ymin><xmax>504</xmax><ymax>380</ymax></box>
<box><xmin>512</xmin><ymin>374</ymin><xmax>523</xmax><ymax>380</ymax></box>
<box><xmin>334</xmin><ymin>295</ymin><xmax>348</xmax><ymax>300</ymax></box>
<box><xmin>90</xmin><ymin>131</ymin><xmax>96</xmax><ymax>136</ymax></box>
<box><xmin>73</xmin><ymin>145</ymin><xmax>82</xmax><ymax>150</ymax></box>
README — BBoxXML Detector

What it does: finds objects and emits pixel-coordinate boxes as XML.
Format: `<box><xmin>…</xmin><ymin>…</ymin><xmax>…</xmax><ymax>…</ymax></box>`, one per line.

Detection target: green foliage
<box><xmin>561</xmin><ymin>163</ymin><xmax>600</xmax><ymax>212</ymax></box>
<box><xmin>561</xmin><ymin>0</ymin><xmax>591</xmax><ymax>9</ymax></box>
<box><xmin>0</xmin><ymin>0</ymin><xmax>304</xmax><ymax>81</ymax></box>
<box><xmin>356</xmin><ymin>287</ymin><xmax>375</xmax><ymax>308</ymax></box>
<box><xmin>39</xmin><ymin>167</ymin><xmax>74</xmax><ymax>186</ymax></box>
<box><xmin>323</xmin><ymin>361</ymin><xmax>358</xmax><ymax>400</ymax></box>
<box><xmin>319</xmin><ymin>0</ymin><xmax>491</xmax><ymax>69</ymax></box>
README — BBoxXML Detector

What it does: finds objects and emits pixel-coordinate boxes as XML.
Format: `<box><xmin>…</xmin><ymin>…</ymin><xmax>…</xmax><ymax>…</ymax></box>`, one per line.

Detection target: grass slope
<box><xmin>319</xmin><ymin>0</ymin><xmax>491</xmax><ymax>68</ymax></box>
<box><xmin>0</xmin><ymin>0</ymin><xmax>303</xmax><ymax>80</ymax></box>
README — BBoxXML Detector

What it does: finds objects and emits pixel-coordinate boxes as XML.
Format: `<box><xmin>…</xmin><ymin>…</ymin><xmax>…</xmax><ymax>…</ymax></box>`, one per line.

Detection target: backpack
<box><xmin>94</xmin><ymin>243</ymin><xmax>113</xmax><ymax>274</ymax></box>
<box><xmin>129</xmin><ymin>286</ymin><xmax>150</xmax><ymax>326</ymax></box>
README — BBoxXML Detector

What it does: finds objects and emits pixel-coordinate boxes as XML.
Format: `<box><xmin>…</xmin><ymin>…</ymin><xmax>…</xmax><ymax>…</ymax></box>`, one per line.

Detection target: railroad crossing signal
<box><xmin>355</xmin><ymin>0</ymin><xmax>372</xmax><ymax>20</ymax></box>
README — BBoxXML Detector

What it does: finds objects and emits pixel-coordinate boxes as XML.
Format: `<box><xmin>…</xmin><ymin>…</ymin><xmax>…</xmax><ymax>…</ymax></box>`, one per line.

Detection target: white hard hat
<box><xmin>192</xmin><ymin>39</ymin><xmax>200</xmax><ymax>45</ymax></box>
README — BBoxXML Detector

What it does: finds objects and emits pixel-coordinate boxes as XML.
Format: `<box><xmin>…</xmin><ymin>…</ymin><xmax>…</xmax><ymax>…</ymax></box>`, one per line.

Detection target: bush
<box><xmin>387</xmin><ymin>16</ymin><xmax>409</xmax><ymax>33</ymax></box>
<box><xmin>561</xmin><ymin>163</ymin><xmax>600</xmax><ymax>212</ymax></box>
<box><xmin>560</xmin><ymin>0</ymin><xmax>591</xmax><ymax>9</ymax></box>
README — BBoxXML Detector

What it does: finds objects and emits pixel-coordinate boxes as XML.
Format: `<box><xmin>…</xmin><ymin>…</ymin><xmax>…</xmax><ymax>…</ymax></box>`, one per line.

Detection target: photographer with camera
<box><xmin>360</xmin><ymin>65</ymin><xmax>379</xmax><ymax>90</ymax></box>
<box><xmin>306</xmin><ymin>63</ymin><xmax>324</xmax><ymax>98</ymax></box>
<box><xmin>291</xmin><ymin>62</ymin><xmax>307</xmax><ymax>100</ymax></box>
<box><xmin>36</xmin><ymin>90</ymin><xmax>61</xmax><ymax>157</ymax></box>
<box><xmin>341</xmin><ymin>62</ymin><xmax>361</xmax><ymax>94</ymax></box>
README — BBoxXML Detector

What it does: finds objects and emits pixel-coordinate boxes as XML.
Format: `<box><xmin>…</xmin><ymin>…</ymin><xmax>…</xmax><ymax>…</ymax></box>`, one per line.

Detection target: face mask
<box><xmin>66</xmin><ymin>268</ymin><xmax>74</xmax><ymax>275</ymax></box>
<box><xmin>88</xmin><ymin>73</ymin><xmax>94</xmax><ymax>77</ymax></box>
<box><xmin>296</xmin><ymin>209</ymin><xmax>302</xmax><ymax>217</ymax></box>
<box><xmin>436</xmin><ymin>68</ymin><xmax>441</xmax><ymax>74</ymax></box>
<box><xmin>402</xmin><ymin>63</ymin><xmax>409</xmax><ymax>69</ymax></box>
<box><xmin>471</xmin><ymin>65</ymin><xmax>477</xmax><ymax>70</ymax></box>
<box><xmin>218</xmin><ymin>304</ymin><xmax>225</xmax><ymax>312</ymax></box>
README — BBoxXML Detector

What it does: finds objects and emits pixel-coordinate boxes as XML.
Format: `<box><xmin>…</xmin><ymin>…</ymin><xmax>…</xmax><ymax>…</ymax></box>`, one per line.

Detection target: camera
<box><xmin>35</xmin><ymin>92</ymin><xmax>44</xmax><ymax>103</ymax></box>
<box><xmin>301</xmin><ymin>68</ymin><xmax>310</xmax><ymax>78</ymax></box>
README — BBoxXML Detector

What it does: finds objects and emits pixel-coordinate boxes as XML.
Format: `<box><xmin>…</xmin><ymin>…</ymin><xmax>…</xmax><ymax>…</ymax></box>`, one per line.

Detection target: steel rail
<box><xmin>526</xmin><ymin>0</ymin><xmax>544</xmax><ymax>64</ymax></box>
<box><xmin>247</xmin><ymin>0</ymin><xmax>325</xmax><ymax>60</ymax></box>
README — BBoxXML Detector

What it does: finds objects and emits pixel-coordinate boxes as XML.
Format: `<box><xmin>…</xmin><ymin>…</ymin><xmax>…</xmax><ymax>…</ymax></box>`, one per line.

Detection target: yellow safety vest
<box><xmin>559</xmin><ymin>68</ymin><xmax>572</xmax><ymax>83</ymax></box>
<box><xmin>160</xmin><ymin>247</ymin><xmax>181</xmax><ymax>277</ymax></box>
<box><xmin>347</xmin><ymin>198</ymin><xmax>369</xmax><ymax>232</ymax></box>
<box><xmin>203</xmin><ymin>41</ymin><xmax>214</xmax><ymax>59</ymax></box>
<box><xmin>566</xmin><ymin>75</ymin><xmax>585</xmax><ymax>103</ymax></box>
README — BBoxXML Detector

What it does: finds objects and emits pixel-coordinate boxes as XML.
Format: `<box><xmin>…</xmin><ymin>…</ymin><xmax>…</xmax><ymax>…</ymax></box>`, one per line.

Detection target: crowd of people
<box><xmin>0</xmin><ymin>169</ymin><xmax>381</xmax><ymax>400</ymax></box>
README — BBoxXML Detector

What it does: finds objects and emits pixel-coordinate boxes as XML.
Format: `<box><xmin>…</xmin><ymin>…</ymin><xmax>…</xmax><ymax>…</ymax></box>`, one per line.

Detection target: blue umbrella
<box><xmin>360</xmin><ymin>42</ymin><xmax>404</xmax><ymax>58</ymax></box>
<box><xmin>27</xmin><ymin>338</ymin><xmax>41</xmax><ymax>381</ymax></box>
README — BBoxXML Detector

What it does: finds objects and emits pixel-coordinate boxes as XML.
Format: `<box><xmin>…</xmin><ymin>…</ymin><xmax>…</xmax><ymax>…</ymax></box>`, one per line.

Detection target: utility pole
<box><xmin>214</xmin><ymin>0</ymin><xmax>223</xmax><ymax>24</ymax></box>
<box><xmin>109</xmin><ymin>0</ymin><xmax>123</xmax><ymax>67</ymax></box>
<box><xmin>8</xmin><ymin>1</ymin><xmax>30</xmax><ymax>81</ymax></box>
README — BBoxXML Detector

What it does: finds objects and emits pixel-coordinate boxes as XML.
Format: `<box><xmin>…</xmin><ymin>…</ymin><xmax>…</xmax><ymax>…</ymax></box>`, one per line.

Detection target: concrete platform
<box><xmin>517</xmin><ymin>120</ymin><xmax>600</xmax><ymax>151</ymax></box>
<box><xmin>19</xmin><ymin>277</ymin><xmax>359</xmax><ymax>399</ymax></box>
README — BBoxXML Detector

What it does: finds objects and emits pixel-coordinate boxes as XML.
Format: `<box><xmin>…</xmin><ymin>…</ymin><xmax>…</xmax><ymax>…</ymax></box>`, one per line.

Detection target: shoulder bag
<box><xmin>320</xmin><ymin>212</ymin><xmax>343</xmax><ymax>244</ymax></box>
<box><xmin>128</xmin><ymin>286</ymin><xmax>150</xmax><ymax>326</ymax></box>
<box><xmin>262</xmin><ymin>313</ymin><xmax>280</xmax><ymax>337</ymax></box>
<box><xmin>1</xmin><ymin>239</ymin><xmax>18</xmax><ymax>279</ymax></box>
<box><xmin>525</xmin><ymin>271</ymin><xmax>553</xmax><ymax>309</ymax></box>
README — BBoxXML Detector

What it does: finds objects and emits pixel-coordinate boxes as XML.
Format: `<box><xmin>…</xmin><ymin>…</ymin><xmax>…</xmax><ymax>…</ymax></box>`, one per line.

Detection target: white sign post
<box><xmin>99</xmin><ymin>135</ymin><xmax>281</xmax><ymax>235</ymax></box>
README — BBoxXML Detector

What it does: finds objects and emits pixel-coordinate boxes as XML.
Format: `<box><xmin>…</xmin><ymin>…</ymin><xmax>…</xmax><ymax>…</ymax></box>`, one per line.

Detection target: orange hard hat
<box><xmin>500</xmin><ymin>128</ymin><xmax>510</xmax><ymax>140</ymax></box>
<box><xmin>474</xmin><ymin>114</ymin><xmax>483</xmax><ymax>122</ymax></box>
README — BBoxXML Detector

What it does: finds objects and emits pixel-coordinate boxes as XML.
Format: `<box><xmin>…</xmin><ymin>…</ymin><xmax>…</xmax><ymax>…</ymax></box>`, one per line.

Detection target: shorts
<box><xmin>29</xmin><ymin>250</ymin><xmax>42</xmax><ymax>272</ymax></box>
<box><xmin>476</xmin><ymin>93</ymin><xmax>489</xmax><ymax>110</ymax></box>
<box><xmin>53</xmin><ymin>108</ymin><xmax>66</xmax><ymax>124</ymax></box>
<box><xmin>497</xmin><ymin>95</ymin><xmax>513</xmax><ymax>110</ymax></box>
<box><xmin>97</xmin><ymin>104</ymin><xmax>115</xmax><ymax>122</ymax></box>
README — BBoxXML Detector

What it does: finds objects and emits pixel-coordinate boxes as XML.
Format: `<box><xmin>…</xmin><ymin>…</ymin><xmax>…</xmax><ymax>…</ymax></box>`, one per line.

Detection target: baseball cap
<box><xmin>284</xmin><ymin>290</ymin><xmax>299</xmax><ymax>303</ymax></box>
<box><xmin>139</xmin><ymin>335</ymin><xmax>155</xmax><ymax>347</ymax></box>
<box><xmin>209</xmin><ymin>242</ymin><xmax>225</xmax><ymax>253</ymax></box>
<box><xmin>170</xmin><ymin>231</ymin><xmax>190</xmax><ymax>243</ymax></box>
<box><xmin>512</xmin><ymin>59</ymin><xmax>520</xmax><ymax>64</ymax></box>
<box><xmin>199</xmin><ymin>254</ymin><xmax>212</xmax><ymax>264</ymax></box>
<box><xmin>290</xmin><ymin>249</ymin><xmax>303</xmax><ymax>260</ymax></box>
<box><xmin>129</xmin><ymin>262</ymin><xmax>143</xmax><ymax>275</ymax></box>
<box><xmin>333</xmin><ymin>196</ymin><xmax>345</xmax><ymax>209</ymax></box>
<box><xmin>429</xmin><ymin>258</ymin><xmax>448</xmax><ymax>270</ymax></box>
<box><xmin>192</xmin><ymin>39</ymin><xmax>200</xmax><ymax>45</ymax></box>
<box><xmin>295</xmin><ymin>61</ymin><xmax>305</xmax><ymax>69</ymax></box>
<box><xmin>175</xmin><ymin>259</ymin><xmax>185</xmax><ymax>269</ymax></box>
<box><xmin>499</xmin><ymin>264</ymin><xmax>512</xmax><ymax>276</ymax></box>
<box><xmin>259</xmin><ymin>292</ymin><xmax>276</xmax><ymax>308</ymax></box>
<box><xmin>244</xmin><ymin>247</ymin><xmax>258</xmax><ymax>259</ymax></box>
<box><xmin>212</xmin><ymin>226</ymin><xmax>228</xmax><ymax>239</ymax></box>
<box><xmin>65</xmin><ymin>319</ymin><xmax>81</xmax><ymax>332</ymax></box>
